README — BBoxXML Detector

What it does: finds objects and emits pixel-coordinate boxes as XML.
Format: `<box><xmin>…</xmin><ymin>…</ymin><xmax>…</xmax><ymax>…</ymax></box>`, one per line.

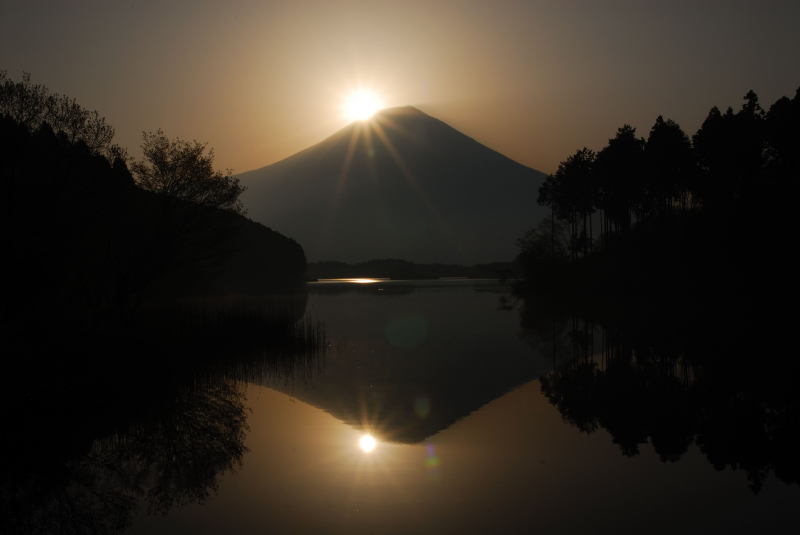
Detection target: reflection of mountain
<box><xmin>259</xmin><ymin>281</ymin><xmax>549</xmax><ymax>443</ymax></box>
<box><xmin>240</xmin><ymin>106</ymin><xmax>546</xmax><ymax>264</ymax></box>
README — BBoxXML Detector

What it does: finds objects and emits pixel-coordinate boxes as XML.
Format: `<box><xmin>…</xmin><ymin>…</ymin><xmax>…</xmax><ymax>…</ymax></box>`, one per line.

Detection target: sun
<box><xmin>343</xmin><ymin>89</ymin><xmax>383</xmax><ymax>122</ymax></box>
<box><xmin>358</xmin><ymin>434</ymin><xmax>377</xmax><ymax>453</ymax></box>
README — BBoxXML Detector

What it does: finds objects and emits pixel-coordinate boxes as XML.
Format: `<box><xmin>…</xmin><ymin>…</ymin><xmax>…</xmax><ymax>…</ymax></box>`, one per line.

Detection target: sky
<box><xmin>1</xmin><ymin>0</ymin><xmax>798</xmax><ymax>175</ymax></box>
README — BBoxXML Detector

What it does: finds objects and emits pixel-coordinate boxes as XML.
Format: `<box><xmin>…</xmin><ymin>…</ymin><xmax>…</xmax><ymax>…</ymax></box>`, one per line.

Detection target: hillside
<box><xmin>0</xmin><ymin>117</ymin><xmax>306</xmax><ymax>332</ymax></box>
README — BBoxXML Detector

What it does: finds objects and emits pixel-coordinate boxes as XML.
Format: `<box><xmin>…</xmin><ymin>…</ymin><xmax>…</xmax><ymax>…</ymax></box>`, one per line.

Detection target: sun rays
<box><xmin>318</xmin><ymin>102</ymin><xmax>460</xmax><ymax>263</ymax></box>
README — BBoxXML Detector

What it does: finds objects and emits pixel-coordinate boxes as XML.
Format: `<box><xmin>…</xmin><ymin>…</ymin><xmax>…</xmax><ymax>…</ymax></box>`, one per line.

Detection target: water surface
<box><xmin>5</xmin><ymin>280</ymin><xmax>797</xmax><ymax>534</ymax></box>
<box><xmin>128</xmin><ymin>280</ymin><xmax>799</xmax><ymax>534</ymax></box>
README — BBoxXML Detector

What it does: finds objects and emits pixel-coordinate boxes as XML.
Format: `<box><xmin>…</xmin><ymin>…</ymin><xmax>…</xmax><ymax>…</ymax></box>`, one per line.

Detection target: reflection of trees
<box><xmin>109</xmin><ymin>380</ymin><xmax>248</xmax><ymax>515</ymax></box>
<box><xmin>534</xmin><ymin>313</ymin><xmax>800</xmax><ymax>493</ymax></box>
<box><xmin>1</xmin><ymin>380</ymin><xmax>247</xmax><ymax>535</ymax></box>
<box><xmin>1</xmin><ymin>309</ymin><xmax>324</xmax><ymax>535</ymax></box>
<box><xmin>541</xmin><ymin>349</ymin><xmax>695</xmax><ymax>460</ymax></box>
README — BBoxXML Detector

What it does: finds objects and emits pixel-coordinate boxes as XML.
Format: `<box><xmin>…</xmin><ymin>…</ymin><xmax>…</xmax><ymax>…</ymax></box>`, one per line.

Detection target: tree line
<box><xmin>0</xmin><ymin>70</ymin><xmax>244</xmax><ymax>213</ymax></box>
<box><xmin>520</xmin><ymin>87</ymin><xmax>799</xmax><ymax>264</ymax></box>
<box><xmin>0</xmin><ymin>71</ymin><xmax>305</xmax><ymax>338</ymax></box>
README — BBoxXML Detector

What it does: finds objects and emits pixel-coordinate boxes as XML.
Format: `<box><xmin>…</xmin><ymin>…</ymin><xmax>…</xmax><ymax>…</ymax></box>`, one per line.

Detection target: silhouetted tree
<box><xmin>131</xmin><ymin>130</ymin><xmax>246</xmax><ymax>213</ymax></box>
<box><xmin>538</xmin><ymin>148</ymin><xmax>596</xmax><ymax>259</ymax></box>
<box><xmin>764</xmin><ymin>87</ymin><xmax>800</xmax><ymax>182</ymax></box>
<box><xmin>594</xmin><ymin>125</ymin><xmax>645</xmax><ymax>234</ymax></box>
<box><xmin>520</xmin><ymin>85</ymin><xmax>800</xmax><ymax>299</ymax></box>
<box><xmin>644</xmin><ymin>116</ymin><xmax>695</xmax><ymax>214</ymax></box>
<box><xmin>0</xmin><ymin>71</ymin><xmax>123</xmax><ymax>161</ymax></box>
<box><xmin>516</xmin><ymin>216</ymin><xmax>568</xmax><ymax>279</ymax></box>
<box><xmin>519</xmin><ymin>86</ymin><xmax>800</xmax><ymax>492</ymax></box>
<box><xmin>1</xmin><ymin>112</ymin><xmax>305</xmax><ymax>330</ymax></box>
<box><xmin>692</xmin><ymin>91</ymin><xmax>766</xmax><ymax>207</ymax></box>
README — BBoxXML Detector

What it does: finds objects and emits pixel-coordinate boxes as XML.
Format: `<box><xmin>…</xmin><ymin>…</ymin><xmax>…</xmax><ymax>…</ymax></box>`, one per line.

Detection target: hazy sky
<box><xmin>1</xmin><ymin>0</ymin><xmax>798</xmax><ymax>174</ymax></box>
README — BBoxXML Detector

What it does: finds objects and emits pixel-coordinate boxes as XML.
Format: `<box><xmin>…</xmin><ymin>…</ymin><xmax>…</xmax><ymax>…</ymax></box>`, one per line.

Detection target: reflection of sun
<box><xmin>359</xmin><ymin>434</ymin><xmax>377</xmax><ymax>453</ymax></box>
<box><xmin>343</xmin><ymin>89</ymin><xmax>383</xmax><ymax>121</ymax></box>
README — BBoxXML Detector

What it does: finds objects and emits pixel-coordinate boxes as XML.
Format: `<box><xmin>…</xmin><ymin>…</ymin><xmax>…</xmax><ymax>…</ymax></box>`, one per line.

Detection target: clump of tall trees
<box><xmin>517</xmin><ymin>89</ymin><xmax>800</xmax><ymax>495</ymax></box>
<box><xmin>519</xmin><ymin>87</ymin><xmax>799</xmax><ymax>290</ymax></box>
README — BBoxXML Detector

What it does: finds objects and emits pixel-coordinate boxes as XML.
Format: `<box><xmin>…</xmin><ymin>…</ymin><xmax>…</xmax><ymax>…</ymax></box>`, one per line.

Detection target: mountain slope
<box><xmin>240</xmin><ymin>106</ymin><xmax>547</xmax><ymax>264</ymax></box>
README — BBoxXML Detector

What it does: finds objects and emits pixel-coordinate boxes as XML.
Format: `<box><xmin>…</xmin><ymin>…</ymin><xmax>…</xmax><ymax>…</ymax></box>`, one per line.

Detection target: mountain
<box><xmin>240</xmin><ymin>106</ymin><xmax>547</xmax><ymax>265</ymax></box>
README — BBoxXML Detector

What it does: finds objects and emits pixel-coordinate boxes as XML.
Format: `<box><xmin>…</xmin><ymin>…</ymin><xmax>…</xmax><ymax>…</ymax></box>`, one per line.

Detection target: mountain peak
<box><xmin>343</xmin><ymin>105</ymin><xmax>431</xmax><ymax>128</ymax></box>
<box><xmin>240</xmin><ymin>110</ymin><xmax>547</xmax><ymax>264</ymax></box>
<box><xmin>372</xmin><ymin>105</ymin><xmax>428</xmax><ymax>118</ymax></box>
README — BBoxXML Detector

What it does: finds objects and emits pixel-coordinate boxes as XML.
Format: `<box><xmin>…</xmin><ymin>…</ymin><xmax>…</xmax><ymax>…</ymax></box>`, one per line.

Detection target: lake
<box><xmin>5</xmin><ymin>280</ymin><xmax>798</xmax><ymax>534</ymax></box>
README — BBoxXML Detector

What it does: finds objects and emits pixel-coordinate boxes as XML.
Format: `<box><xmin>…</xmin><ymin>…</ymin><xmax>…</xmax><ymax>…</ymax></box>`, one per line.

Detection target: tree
<box><xmin>538</xmin><ymin>148</ymin><xmax>596</xmax><ymax>259</ymax></box>
<box><xmin>594</xmin><ymin>125</ymin><xmax>645</xmax><ymax>233</ymax></box>
<box><xmin>764</xmin><ymin>87</ymin><xmax>800</xmax><ymax>180</ymax></box>
<box><xmin>0</xmin><ymin>71</ymin><xmax>122</xmax><ymax>161</ymax></box>
<box><xmin>692</xmin><ymin>91</ymin><xmax>766</xmax><ymax>207</ymax></box>
<box><xmin>516</xmin><ymin>216</ymin><xmax>568</xmax><ymax>283</ymax></box>
<box><xmin>131</xmin><ymin>130</ymin><xmax>246</xmax><ymax>214</ymax></box>
<box><xmin>517</xmin><ymin>216</ymin><xmax>568</xmax><ymax>262</ymax></box>
<box><xmin>644</xmin><ymin>116</ymin><xmax>695</xmax><ymax>214</ymax></box>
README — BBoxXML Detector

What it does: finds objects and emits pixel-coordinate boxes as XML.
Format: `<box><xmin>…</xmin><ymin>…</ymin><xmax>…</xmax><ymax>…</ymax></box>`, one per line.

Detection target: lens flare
<box><xmin>425</xmin><ymin>443</ymin><xmax>440</xmax><ymax>468</ymax></box>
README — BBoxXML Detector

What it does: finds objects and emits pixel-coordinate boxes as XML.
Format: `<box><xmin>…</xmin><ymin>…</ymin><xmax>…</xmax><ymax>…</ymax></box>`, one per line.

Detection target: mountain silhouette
<box><xmin>240</xmin><ymin>106</ymin><xmax>547</xmax><ymax>264</ymax></box>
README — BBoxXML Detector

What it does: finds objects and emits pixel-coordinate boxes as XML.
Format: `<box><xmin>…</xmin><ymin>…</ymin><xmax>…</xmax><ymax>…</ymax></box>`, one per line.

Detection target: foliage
<box><xmin>131</xmin><ymin>130</ymin><xmax>246</xmax><ymax>213</ymax></box>
<box><xmin>516</xmin><ymin>217</ymin><xmax>567</xmax><ymax>266</ymax></box>
<box><xmin>0</xmin><ymin>70</ymin><xmax>124</xmax><ymax>161</ymax></box>
<box><xmin>519</xmin><ymin>87</ymin><xmax>800</xmax><ymax>267</ymax></box>
<box><xmin>538</xmin><ymin>148</ymin><xmax>596</xmax><ymax>259</ymax></box>
<box><xmin>594</xmin><ymin>124</ymin><xmax>645</xmax><ymax>232</ymax></box>
<box><xmin>0</xmin><ymin>116</ymin><xmax>305</xmax><ymax>332</ymax></box>
<box><xmin>643</xmin><ymin>116</ymin><xmax>694</xmax><ymax>214</ymax></box>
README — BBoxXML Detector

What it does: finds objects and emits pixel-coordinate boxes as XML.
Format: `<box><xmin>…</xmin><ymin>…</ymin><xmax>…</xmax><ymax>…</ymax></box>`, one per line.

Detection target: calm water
<box><xmin>6</xmin><ymin>280</ymin><xmax>798</xmax><ymax>534</ymax></box>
